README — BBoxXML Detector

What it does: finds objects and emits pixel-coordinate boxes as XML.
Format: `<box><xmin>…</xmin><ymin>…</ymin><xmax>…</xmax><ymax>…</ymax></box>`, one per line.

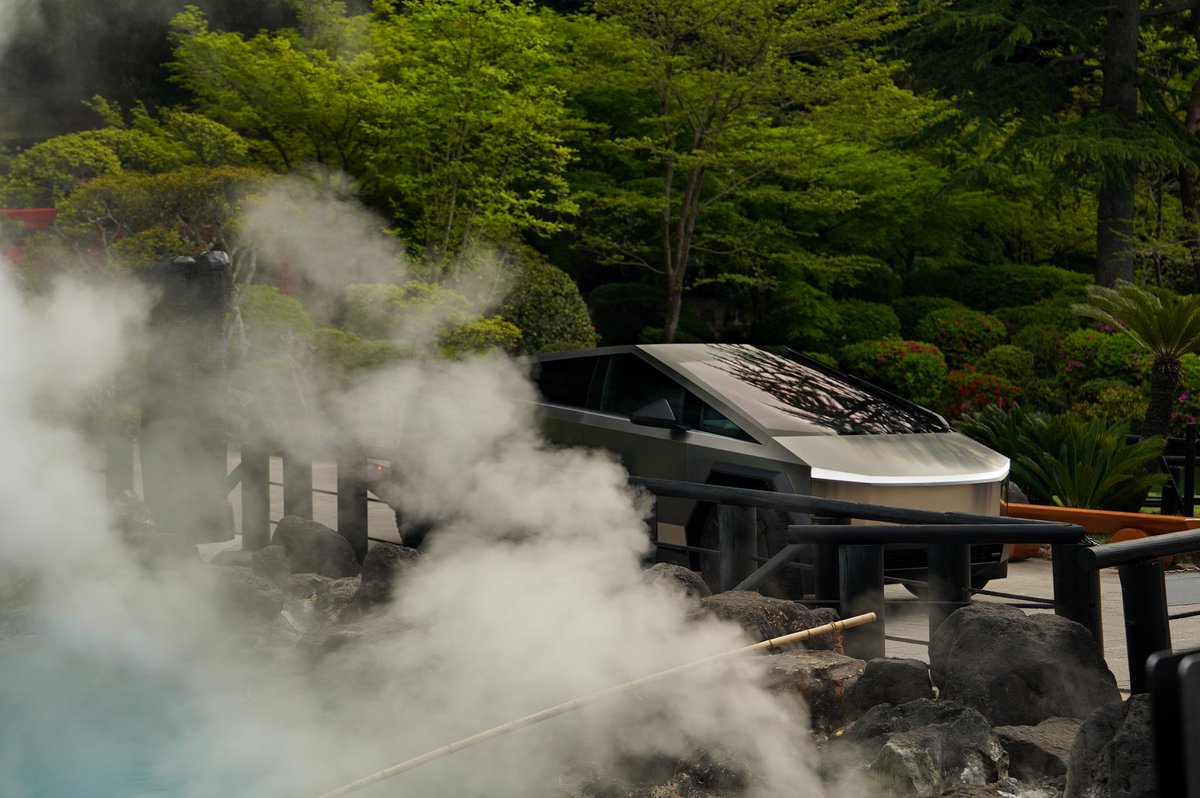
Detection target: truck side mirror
<box><xmin>630</xmin><ymin>398</ymin><xmax>683</xmax><ymax>430</ymax></box>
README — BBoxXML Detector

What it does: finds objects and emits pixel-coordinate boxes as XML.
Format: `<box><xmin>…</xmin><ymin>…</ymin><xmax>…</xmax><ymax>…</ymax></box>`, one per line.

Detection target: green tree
<box><xmin>1071</xmin><ymin>281</ymin><xmax>1200</xmax><ymax>439</ymax></box>
<box><xmin>582</xmin><ymin>0</ymin><xmax>909</xmax><ymax>341</ymax></box>
<box><xmin>366</xmin><ymin>0</ymin><xmax>577</xmax><ymax>264</ymax></box>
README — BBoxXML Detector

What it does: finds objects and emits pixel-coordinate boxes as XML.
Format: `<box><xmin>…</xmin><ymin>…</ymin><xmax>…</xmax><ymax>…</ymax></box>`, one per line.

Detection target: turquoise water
<box><xmin>0</xmin><ymin>639</ymin><xmax>227</xmax><ymax>797</ymax></box>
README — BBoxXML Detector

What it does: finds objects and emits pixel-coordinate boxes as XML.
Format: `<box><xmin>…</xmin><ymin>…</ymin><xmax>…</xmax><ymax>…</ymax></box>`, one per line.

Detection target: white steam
<box><xmin>0</xmin><ymin>180</ymin><xmax>839</xmax><ymax>797</ymax></box>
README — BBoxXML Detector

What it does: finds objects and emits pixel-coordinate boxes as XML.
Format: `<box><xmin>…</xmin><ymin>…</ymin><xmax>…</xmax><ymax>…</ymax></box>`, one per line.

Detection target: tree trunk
<box><xmin>1095</xmin><ymin>0</ymin><xmax>1140</xmax><ymax>287</ymax></box>
<box><xmin>1144</xmin><ymin>355</ymin><xmax>1183</xmax><ymax>440</ymax></box>
<box><xmin>1182</xmin><ymin>77</ymin><xmax>1200</xmax><ymax>289</ymax></box>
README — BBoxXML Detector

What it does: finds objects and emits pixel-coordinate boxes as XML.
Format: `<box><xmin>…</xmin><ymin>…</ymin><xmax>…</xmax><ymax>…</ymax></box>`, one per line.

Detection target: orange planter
<box><xmin>1002</xmin><ymin>502</ymin><xmax>1200</xmax><ymax>537</ymax></box>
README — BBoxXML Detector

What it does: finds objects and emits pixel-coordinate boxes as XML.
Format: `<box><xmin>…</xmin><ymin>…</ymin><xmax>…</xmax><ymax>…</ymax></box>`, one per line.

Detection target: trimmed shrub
<box><xmin>823</xmin><ymin>255</ymin><xmax>902</xmax><ymax>303</ymax></box>
<box><xmin>914</xmin><ymin>308</ymin><xmax>1007</xmax><ymax>369</ymax></box>
<box><xmin>1060</xmin><ymin>328</ymin><xmax>1147</xmax><ymax>385</ymax></box>
<box><xmin>893</xmin><ymin>295</ymin><xmax>968</xmax><ymax>338</ymax></box>
<box><xmin>941</xmin><ymin>366</ymin><xmax>1022</xmax><ymax>419</ymax></box>
<box><xmin>500</xmin><ymin>258</ymin><xmax>597</xmax><ymax>354</ymax></box>
<box><xmin>838</xmin><ymin>338</ymin><xmax>948</xmax><ymax>407</ymax></box>
<box><xmin>977</xmin><ymin>345</ymin><xmax>1035</xmax><ymax>385</ymax></box>
<box><xmin>313</xmin><ymin>327</ymin><xmax>401</xmax><ymax>377</ymax></box>
<box><xmin>904</xmin><ymin>262</ymin><xmax>1090</xmax><ymax>310</ymax></box>
<box><xmin>440</xmin><ymin>316</ymin><xmax>522</xmax><ymax>357</ymax></box>
<box><xmin>991</xmin><ymin>303</ymin><xmax>1083</xmax><ymax>335</ymax></box>
<box><xmin>1069</xmin><ymin>380</ymin><xmax>1147</xmax><ymax>428</ymax></box>
<box><xmin>756</xmin><ymin>282</ymin><xmax>843</xmax><ymax>353</ymax></box>
<box><xmin>1011</xmin><ymin>323</ymin><xmax>1068</xmax><ymax>378</ymax></box>
<box><xmin>834</xmin><ymin>299</ymin><xmax>901</xmax><ymax>345</ymax></box>
<box><xmin>233</xmin><ymin>285</ymin><xmax>316</xmax><ymax>361</ymax></box>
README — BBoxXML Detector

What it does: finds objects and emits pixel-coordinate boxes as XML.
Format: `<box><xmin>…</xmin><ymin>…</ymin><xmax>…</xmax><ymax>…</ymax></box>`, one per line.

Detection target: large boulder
<box><xmin>1064</xmin><ymin>695</ymin><xmax>1155</xmax><ymax>798</ymax></box>
<box><xmin>271</xmin><ymin>516</ymin><xmax>360</xmax><ymax>579</ymax></box>
<box><xmin>835</xmin><ymin>698</ymin><xmax>1008</xmax><ymax>797</ymax></box>
<box><xmin>643</xmin><ymin>562</ymin><xmax>712</xmax><ymax>601</ymax></box>
<box><xmin>929</xmin><ymin>604</ymin><xmax>1118</xmax><ymax>726</ymax></box>
<box><xmin>250</xmin><ymin>544</ymin><xmax>291</xmax><ymax>588</ymax></box>
<box><xmin>699</xmin><ymin>591</ymin><xmax>842</xmax><ymax>651</ymax></box>
<box><xmin>844</xmin><ymin>658</ymin><xmax>934</xmax><ymax>721</ymax></box>
<box><xmin>763</xmin><ymin>649</ymin><xmax>865</xmax><ymax>733</ymax></box>
<box><xmin>213</xmin><ymin>566</ymin><xmax>285</xmax><ymax>621</ymax></box>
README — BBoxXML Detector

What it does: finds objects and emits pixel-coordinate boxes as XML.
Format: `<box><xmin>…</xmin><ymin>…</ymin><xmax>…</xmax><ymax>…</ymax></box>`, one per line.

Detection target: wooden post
<box><xmin>283</xmin><ymin>454</ymin><xmax>314</xmax><ymax>520</ymax></box>
<box><xmin>928</xmin><ymin>543</ymin><xmax>971</xmax><ymax>638</ymax></box>
<box><xmin>337</xmin><ymin>452</ymin><xmax>368</xmax><ymax>563</ymax></box>
<box><xmin>1120</xmin><ymin>559</ymin><xmax>1172</xmax><ymax>694</ymax></box>
<box><xmin>839</xmin><ymin>544</ymin><xmax>885</xmax><ymax>660</ymax></box>
<box><xmin>717</xmin><ymin>504</ymin><xmax>757</xmax><ymax>591</ymax></box>
<box><xmin>240</xmin><ymin>437</ymin><xmax>270</xmax><ymax>551</ymax></box>
<box><xmin>1052</xmin><ymin>542</ymin><xmax>1104</xmax><ymax>650</ymax></box>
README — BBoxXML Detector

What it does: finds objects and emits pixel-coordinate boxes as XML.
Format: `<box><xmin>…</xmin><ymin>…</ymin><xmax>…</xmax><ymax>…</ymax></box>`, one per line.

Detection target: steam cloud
<box><xmin>0</xmin><ymin>182</ymin><xmax>844</xmax><ymax>796</ymax></box>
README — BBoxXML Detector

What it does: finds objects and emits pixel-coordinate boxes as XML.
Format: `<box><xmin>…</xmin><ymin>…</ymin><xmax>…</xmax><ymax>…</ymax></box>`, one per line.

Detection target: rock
<box><xmin>354</xmin><ymin>543</ymin><xmax>421</xmax><ymax>608</ymax></box>
<box><xmin>1064</xmin><ymin>695</ymin><xmax>1155</xmax><ymax>798</ymax></box>
<box><xmin>213</xmin><ymin>566</ymin><xmax>285</xmax><ymax>621</ymax></box>
<box><xmin>764</xmin><ymin>649</ymin><xmax>865</xmax><ymax>733</ymax></box>
<box><xmin>844</xmin><ymin>658</ymin><xmax>934</xmax><ymax>720</ymax></box>
<box><xmin>314</xmin><ymin>576</ymin><xmax>362</xmax><ymax>624</ymax></box>
<box><xmin>287</xmin><ymin>573</ymin><xmax>333</xmax><ymax>599</ymax></box>
<box><xmin>109</xmin><ymin>490</ymin><xmax>156</xmax><ymax>537</ymax></box>
<box><xmin>699</xmin><ymin>591</ymin><xmax>842</xmax><ymax>652</ymax></box>
<box><xmin>271</xmin><ymin>516</ymin><xmax>360</xmax><ymax>578</ymax></box>
<box><xmin>251</xmin><ymin>544</ymin><xmax>291</xmax><ymax>587</ymax></box>
<box><xmin>994</xmin><ymin>717</ymin><xmax>1081</xmax><ymax>780</ymax></box>
<box><xmin>124</xmin><ymin>531</ymin><xmax>197</xmax><ymax>566</ymax></box>
<box><xmin>929</xmin><ymin>603</ymin><xmax>1119</xmax><ymax>726</ymax></box>
<box><xmin>209</xmin><ymin>549</ymin><xmax>255</xmax><ymax>568</ymax></box>
<box><xmin>836</xmin><ymin>698</ymin><xmax>1008</xmax><ymax>797</ymax></box>
<box><xmin>643</xmin><ymin>562</ymin><xmax>712</xmax><ymax>600</ymax></box>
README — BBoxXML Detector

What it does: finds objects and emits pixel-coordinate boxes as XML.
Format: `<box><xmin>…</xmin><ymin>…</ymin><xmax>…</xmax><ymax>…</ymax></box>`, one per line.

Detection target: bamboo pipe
<box><xmin>315</xmin><ymin>611</ymin><xmax>878</xmax><ymax>798</ymax></box>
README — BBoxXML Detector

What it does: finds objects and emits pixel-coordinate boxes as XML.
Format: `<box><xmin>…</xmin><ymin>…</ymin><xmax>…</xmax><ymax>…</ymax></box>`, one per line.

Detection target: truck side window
<box><xmin>535</xmin><ymin>356</ymin><xmax>601</xmax><ymax>408</ymax></box>
<box><xmin>599</xmin><ymin>354</ymin><xmax>686</xmax><ymax>419</ymax></box>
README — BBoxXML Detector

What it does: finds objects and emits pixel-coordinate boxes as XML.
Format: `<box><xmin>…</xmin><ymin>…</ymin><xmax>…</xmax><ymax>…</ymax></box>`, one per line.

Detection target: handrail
<box><xmin>1078</xmin><ymin>529</ymin><xmax>1200</xmax><ymax>570</ymax></box>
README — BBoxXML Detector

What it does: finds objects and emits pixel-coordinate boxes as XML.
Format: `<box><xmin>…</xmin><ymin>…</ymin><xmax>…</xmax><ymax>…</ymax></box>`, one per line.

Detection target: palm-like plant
<box><xmin>1071</xmin><ymin>282</ymin><xmax>1200</xmax><ymax>439</ymax></box>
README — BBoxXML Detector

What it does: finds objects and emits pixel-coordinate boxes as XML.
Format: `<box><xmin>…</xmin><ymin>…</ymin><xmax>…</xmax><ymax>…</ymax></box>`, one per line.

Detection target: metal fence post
<box><xmin>1186</xmin><ymin>422</ymin><xmax>1197</xmax><ymax>517</ymax></box>
<box><xmin>812</xmin><ymin>515</ymin><xmax>844</xmax><ymax>606</ymax></box>
<box><xmin>337</xmin><ymin>452</ymin><xmax>369</xmax><ymax>563</ymax></box>
<box><xmin>283</xmin><ymin>454</ymin><xmax>313</xmax><ymax>520</ymax></box>
<box><xmin>718</xmin><ymin>504</ymin><xmax>757</xmax><ymax>592</ymax></box>
<box><xmin>839</xmin><ymin>544</ymin><xmax>885</xmax><ymax>660</ymax></box>
<box><xmin>1119</xmin><ymin>559</ymin><xmax>1172</xmax><ymax>694</ymax></box>
<box><xmin>104</xmin><ymin>426</ymin><xmax>135</xmax><ymax>501</ymax></box>
<box><xmin>928</xmin><ymin>543</ymin><xmax>971</xmax><ymax>638</ymax></box>
<box><xmin>240</xmin><ymin>437</ymin><xmax>270</xmax><ymax>551</ymax></box>
<box><xmin>1052</xmin><ymin>542</ymin><xmax>1104</xmax><ymax>650</ymax></box>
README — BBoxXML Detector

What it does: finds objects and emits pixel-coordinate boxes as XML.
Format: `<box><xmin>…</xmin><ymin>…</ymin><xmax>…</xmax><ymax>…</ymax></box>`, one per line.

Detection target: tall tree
<box><xmin>585</xmin><ymin>0</ymin><xmax>907</xmax><ymax>341</ymax></box>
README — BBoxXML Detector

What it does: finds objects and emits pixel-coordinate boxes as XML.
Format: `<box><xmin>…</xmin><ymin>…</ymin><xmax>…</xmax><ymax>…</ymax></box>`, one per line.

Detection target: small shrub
<box><xmin>834</xmin><ymin>299</ymin><xmax>901</xmax><ymax>345</ymax></box>
<box><xmin>233</xmin><ymin>285</ymin><xmax>316</xmax><ymax>361</ymax></box>
<box><xmin>1011</xmin><ymin>323</ymin><xmax>1068</xmax><ymax>378</ymax></box>
<box><xmin>838</xmin><ymin>338</ymin><xmax>947</xmax><ymax>407</ymax></box>
<box><xmin>1060</xmin><ymin>328</ymin><xmax>1146</xmax><ymax>386</ymax></box>
<box><xmin>755</xmin><ymin>282</ymin><xmax>842</xmax><ymax>353</ymax></box>
<box><xmin>1069</xmin><ymin>380</ymin><xmax>1147</xmax><ymax>428</ymax></box>
<box><xmin>822</xmin><ymin>255</ymin><xmax>902</xmax><ymax>303</ymax></box>
<box><xmin>977</xmin><ymin>345</ymin><xmax>1035</xmax><ymax>385</ymax></box>
<box><xmin>893</xmin><ymin>295</ymin><xmax>968</xmax><ymax>338</ymax></box>
<box><xmin>440</xmin><ymin>316</ymin><xmax>522</xmax><ymax>357</ymax></box>
<box><xmin>941</xmin><ymin>366</ymin><xmax>1022</xmax><ymax>419</ymax></box>
<box><xmin>991</xmin><ymin>303</ymin><xmax>1083</xmax><ymax>335</ymax></box>
<box><xmin>500</xmin><ymin>258</ymin><xmax>597</xmax><ymax>354</ymax></box>
<box><xmin>956</xmin><ymin>264</ymin><xmax>1092</xmax><ymax>311</ymax></box>
<box><xmin>914</xmin><ymin>308</ymin><xmax>1007</xmax><ymax>369</ymax></box>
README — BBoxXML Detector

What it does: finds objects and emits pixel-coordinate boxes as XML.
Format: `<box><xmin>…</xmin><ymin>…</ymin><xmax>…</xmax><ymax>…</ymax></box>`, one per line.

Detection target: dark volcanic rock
<box><xmin>930</xmin><ymin>603</ymin><xmax>1118</xmax><ymax>726</ymax></box>
<box><xmin>1064</xmin><ymin>695</ymin><xmax>1155</xmax><ymax>798</ymax></box>
<box><xmin>251</xmin><ymin>544</ymin><xmax>291</xmax><ymax>587</ymax></box>
<box><xmin>214</xmin><ymin>566</ymin><xmax>285</xmax><ymax>620</ymax></box>
<box><xmin>209</xmin><ymin>549</ymin><xmax>255</xmax><ymax>568</ymax></box>
<box><xmin>836</xmin><ymin>698</ymin><xmax>1008</xmax><ymax>797</ymax></box>
<box><xmin>764</xmin><ymin>648</ymin><xmax>865</xmax><ymax>733</ymax></box>
<box><xmin>354</xmin><ymin>543</ymin><xmax>420</xmax><ymax>608</ymax></box>
<box><xmin>844</xmin><ymin>657</ymin><xmax>934</xmax><ymax>721</ymax></box>
<box><xmin>271</xmin><ymin>516</ymin><xmax>360</xmax><ymax>578</ymax></box>
<box><xmin>642</xmin><ymin>562</ymin><xmax>712</xmax><ymax>600</ymax></box>
<box><xmin>995</xmin><ymin>717</ymin><xmax>1081</xmax><ymax>780</ymax></box>
<box><xmin>700</xmin><ymin>591</ymin><xmax>842</xmax><ymax>651</ymax></box>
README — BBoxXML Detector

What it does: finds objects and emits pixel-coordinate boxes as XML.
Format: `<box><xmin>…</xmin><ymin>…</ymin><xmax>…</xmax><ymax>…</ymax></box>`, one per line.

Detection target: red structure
<box><xmin>0</xmin><ymin>208</ymin><xmax>57</xmax><ymax>263</ymax></box>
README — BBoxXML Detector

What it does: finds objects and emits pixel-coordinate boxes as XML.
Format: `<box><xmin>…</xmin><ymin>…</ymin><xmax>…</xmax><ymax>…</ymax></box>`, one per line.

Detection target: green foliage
<box><xmin>1069</xmin><ymin>380</ymin><xmax>1147</xmax><ymax>428</ymax></box>
<box><xmin>990</xmin><ymin>301</ymin><xmax>1084</xmax><ymax>336</ymax></box>
<box><xmin>1011</xmin><ymin>323</ymin><xmax>1069</xmax><ymax>378</ymax></box>
<box><xmin>1060</xmin><ymin>328</ymin><xmax>1145</xmax><ymax>384</ymax></box>
<box><xmin>833</xmin><ymin>300</ymin><xmax>901</xmax><ymax>346</ymax></box>
<box><xmin>500</xmin><ymin>257</ymin><xmax>598</xmax><ymax>354</ymax></box>
<box><xmin>941</xmin><ymin>367</ymin><xmax>1023</xmax><ymax>420</ymax></box>
<box><xmin>957</xmin><ymin>406</ymin><xmax>1166</xmax><ymax>509</ymax></box>
<box><xmin>313</xmin><ymin>326</ymin><xmax>402</xmax><ymax>377</ymax></box>
<box><xmin>893</xmin><ymin>296</ymin><xmax>968</xmax><ymax>339</ymax></box>
<box><xmin>977</xmin><ymin>345</ymin><xmax>1036</xmax><ymax>385</ymax></box>
<box><xmin>838</xmin><ymin>338</ymin><xmax>948</xmax><ymax>407</ymax></box>
<box><xmin>2</xmin><ymin>131</ymin><xmax>124</xmax><ymax>205</ymax></box>
<box><xmin>914</xmin><ymin>308</ymin><xmax>1007</xmax><ymax>369</ymax></box>
<box><xmin>809</xmin><ymin>255</ymin><xmax>902</xmax><ymax>303</ymax></box>
<box><xmin>588</xmin><ymin>282</ymin><xmax>664</xmax><ymax>345</ymax></box>
<box><xmin>755</xmin><ymin>282</ymin><xmax>843</xmax><ymax>353</ymax></box>
<box><xmin>905</xmin><ymin>262</ymin><xmax>1091</xmax><ymax>311</ymax></box>
<box><xmin>233</xmin><ymin>284</ymin><xmax>316</xmax><ymax>361</ymax></box>
<box><xmin>439</xmin><ymin>316</ymin><xmax>522</xmax><ymax>358</ymax></box>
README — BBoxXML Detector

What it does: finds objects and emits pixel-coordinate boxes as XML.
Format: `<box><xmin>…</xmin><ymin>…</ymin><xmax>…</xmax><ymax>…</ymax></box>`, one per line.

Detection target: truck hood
<box><xmin>776</xmin><ymin>432</ymin><xmax>1010</xmax><ymax>486</ymax></box>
